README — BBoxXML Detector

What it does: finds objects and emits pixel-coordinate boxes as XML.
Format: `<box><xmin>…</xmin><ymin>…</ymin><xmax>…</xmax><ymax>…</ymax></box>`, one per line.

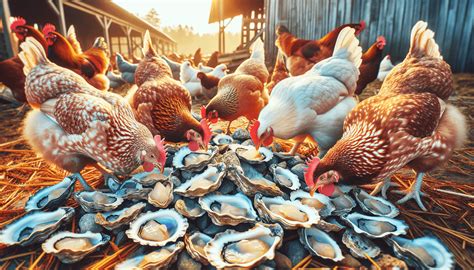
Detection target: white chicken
<box><xmin>250</xmin><ymin>27</ymin><xmax>362</xmax><ymax>157</ymax></box>
<box><xmin>198</xmin><ymin>63</ymin><xmax>213</xmax><ymax>73</ymax></box>
<box><xmin>181</xmin><ymin>62</ymin><xmax>227</xmax><ymax>99</ymax></box>
<box><xmin>377</xmin><ymin>55</ymin><xmax>394</xmax><ymax>81</ymax></box>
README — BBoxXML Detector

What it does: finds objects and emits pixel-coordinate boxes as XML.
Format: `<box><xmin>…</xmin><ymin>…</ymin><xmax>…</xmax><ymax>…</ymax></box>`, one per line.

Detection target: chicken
<box><xmin>0</xmin><ymin>17</ymin><xmax>48</xmax><ymax>103</ymax></box>
<box><xmin>250</xmin><ymin>27</ymin><xmax>362</xmax><ymax>158</ymax></box>
<box><xmin>182</xmin><ymin>63</ymin><xmax>227</xmax><ymax>99</ymax></box>
<box><xmin>107</xmin><ymin>70</ymin><xmax>126</xmax><ymax>88</ymax></box>
<box><xmin>377</xmin><ymin>55</ymin><xmax>394</xmax><ymax>81</ymax></box>
<box><xmin>180</xmin><ymin>60</ymin><xmax>198</xmax><ymax>83</ymax></box>
<box><xmin>193</xmin><ymin>48</ymin><xmax>202</xmax><ymax>66</ymax></box>
<box><xmin>206</xmin><ymin>51</ymin><xmax>219</xmax><ymax>68</ymax></box>
<box><xmin>19</xmin><ymin>37</ymin><xmax>166</xmax><ymax>189</ymax></box>
<box><xmin>266</xmin><ymin>51</ymin><xmax>289</xmax><ymax>94</ymax></box>
<box><xmin>43</xmin><ymin>24</ymin><xmax>110</xmax><ymax>90</ymax></box>
<box><xmin>355</xmin><ymin>36</ymin><xmax>386</xmax><ymax>95</ymax></box>
<box><xmin>197</xmin><ymin>71</ymin><xmax>220</xmax><ymax>99</ymax></box>
<box><xmin>276</xmin><ymin>21</ymin><xmax>365</xmax><ymax>76</ymax></box>
<box><xmin>129</xmin><ymin>31</ymin><xmax>212</xmax><ymax>151</ymax></box>
<box><xmin>161</xmin><ymin>55</ymin><xmax>181</xmax><ymax>80</ymax></box>
<box><xmin>198</xmin><ymin>63</ymin><xmax>214</xmax><ymax>73</ymax></box>
<box><xmin>204</xmin><ymin>39</ymin><xmax>269</xmax><ymax>134</ymax></box>
<box><xmin>303</xmin><ymin>21</ymin><xmax>467</xmax><ymax>211</ymax></box>
<box><xmin>116</xmin><ymin>52</ymin><xmax>137</xmax><ymax>84</ymax></box>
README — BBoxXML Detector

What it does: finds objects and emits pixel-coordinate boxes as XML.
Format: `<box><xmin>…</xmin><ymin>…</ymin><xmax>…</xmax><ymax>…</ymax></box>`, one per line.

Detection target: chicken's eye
<box><xmin>150</xmin><ymin>154</ymin><xmax>155</xmax><ymax>159</ymax></box>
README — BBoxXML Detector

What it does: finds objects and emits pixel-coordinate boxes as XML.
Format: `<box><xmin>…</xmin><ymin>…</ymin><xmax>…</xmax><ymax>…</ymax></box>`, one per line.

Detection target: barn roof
<box><xmin>208</xmin><ymin>0</ymin><xmax>264</xmax><ymax>23</ymax></box>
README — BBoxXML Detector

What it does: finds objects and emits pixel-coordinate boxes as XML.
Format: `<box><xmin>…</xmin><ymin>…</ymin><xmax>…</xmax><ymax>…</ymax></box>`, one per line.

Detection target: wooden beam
<box><xmin>95</xmin><ymin>15</ymin><xmax>112</xmax><ymax>54</ymax></box>
<box><xmin>48</xmin><ymin>0</ymin><xmax>67</xmax><ymax>35</ymax></box>
<box><xmin>120</xmin><ymin>25</ymin><xmax>132</xmax><ymax>58</ymax></box>
<box><xmin>1</xmin><ymin>0</ymin><xmax>15</xmax><ymax>56</ymax></box>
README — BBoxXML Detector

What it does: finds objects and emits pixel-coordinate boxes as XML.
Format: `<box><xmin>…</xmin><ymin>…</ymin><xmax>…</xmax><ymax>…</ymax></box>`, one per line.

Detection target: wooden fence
<box><xmin>264</xmin><ymin>0</ymin><xmax>474</xmax><ymax>72</ymax></box>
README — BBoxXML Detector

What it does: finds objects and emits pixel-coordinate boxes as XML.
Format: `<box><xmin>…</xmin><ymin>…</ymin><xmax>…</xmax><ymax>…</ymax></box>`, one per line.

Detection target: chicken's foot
<box><xmin>370</xmin><ymin>178</ymin><xmax>399</xmax><ymax>198</ymax></box>
<box><xmin>393</xmin><ymin>172</ymin><xmax>428</xmax><ymax>211</ymax></box>
<box><xmin>225</xmin><ymin>121</ymin><xmax>233</xmax><ymax>135</ymax></box>
<box><xmin>73</xmin><ymin>173</ymin><xmax>92</xmax><ymax>191</ymax></box>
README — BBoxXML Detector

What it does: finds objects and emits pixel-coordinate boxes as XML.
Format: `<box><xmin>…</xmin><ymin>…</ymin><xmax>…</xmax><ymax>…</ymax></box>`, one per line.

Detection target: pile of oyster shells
<box><xmin>0</xmin><ymin>129</ymin><xmax>455</xmax><ymax>269</ymax></box>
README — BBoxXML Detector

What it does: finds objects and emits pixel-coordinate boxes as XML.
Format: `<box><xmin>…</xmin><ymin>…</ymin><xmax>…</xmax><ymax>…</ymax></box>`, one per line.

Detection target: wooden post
<box><xmin>1</xmin><ymin>0</ymin><xmax>15</xmax><ymax>56</ymax></box>
<box><xmin>95</xmin><ymin>15</ymin><xmax>112</xmax><ymax>54</ymax></box>
<box><xmin>47</xmin><ymin>0</ymin><xmax>67</xmax><ymax>35</ymax></box>
<box><xmin>120</xmin><ymin>25</ymin><xmax>132</xmax><ymax>58</ymax></box>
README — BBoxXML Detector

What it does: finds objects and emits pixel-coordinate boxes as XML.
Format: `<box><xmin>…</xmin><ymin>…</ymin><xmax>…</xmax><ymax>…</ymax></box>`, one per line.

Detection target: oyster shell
<box><xmin>353</xmin><ymin>188</ymin><xmax>399</xmax><ymax>217</ymax></box>
<box><xmin>174</xmin><ymin>198</ymin><xmax>205</xmax><ymax>219</ymax></box>
<box><xmin>174</xmin><ymin>163</ymin><xmax>226</xmax><ymax>198</ymax></box>
<box><xmin>342</xmin><ymin>212</ymin><xmax>408</xmax><ymax>238</ymax></box>
<box><xmin>95</xmin><ymin>202</ymin><xmax>146</xmax><ymax>230</ymax></box>
<box><xmin>131</xmin><ymin>167</ymin><xmax>173</xmax><ymax>186</ymax></box>
<box><xmin>290</xmin><ymin>190</ymin><xmax>335</xmax><ymax>217</ymax></box>
<box><xmin>116</xmin><ymin>242</ymin><xmax>185</xmax><ymax>270</ymax></box>
<box><xmin>0</xmin><ymin>207</ymin><xmax>74</xmax><ymax>246</ymax></box>
<box><xmin>205</xmin><ymin>223</ymin><xmax>283</xmax><ymax>269</ymax></box>
<box><xmin>315</xmin><ymin>216</ymin><xmax>346</xmax><ymax>232</ymax></box>
<box><xmin>387</xmin><ymin>236</ymin><xmax>454</xmax><ymax>269</ymax></box>
<box><xmin>74</xmin><ymin>190</ymin><xmax>123</xmax><ymax>212</ymax></box>
<box><xmin>148</xmin><ymin>180</ymin><xmax>174</xmax><ymax>208</ymax></box>
<box><xmin>254</xmin><ymin>194</ymin><xmax>320</xmax><ymax>230</ymax></box>
<box><xmin>42</xmin><ymin>231</ymin><xmax>109</xmax><ymax>263</ymax></box>
<box><xmin>230</xmin><ymin>144</ymin><xmax>273</xmax><ymax>164</ymax></box>
<box><xmin>212</xmin><ymin>134</ymin><xmax>233</xmax><ymax>145</ymax></box>
<box><xmin>342</xmin><ymin>229</ymin><xmax>381</xmax><ymax>258</ymax></box>
<box><xmin>330</xmin><ymin>193</ymin><xmax>356</xmax><ymax>215</ymax></box>
<box><xmin>231</xmin><ymin>162</ymin><xmax>283</xmax><ymax>197</ymax></box>
<box><xmin>173</xmin><ymin>146</ymin><xmax>218</xmax><ymax>171</ymax></box>
<box><xmin>126</xmin><ymin>209</ymin><xmax>188</xmax><ymax>247</ymax></box>
<box><xmin>115</xmin><ymin>179</ymin><xmax>152</xmax><ymax>201</ymax></box>
<box><xmin>199</xmin><ymin>193</ymin><xmax>258</xmax><ymax>226</ymax></box>
<box><xmin>299</xmin><ymin>227</ymin><xmax>344</xmax><ymax>261</ymax></box>
<box><xmin>269</xmin><ymin>164</ymin><xmax>300</xmax><ymax>190</ymax></box>
<box><xmin>184</xmin><ymin>231</ymin><xmax>212</xmax><ymax>265</ymax></box>
<box><xmin>25</xmin><ymin>176</ymin><xmax>76</xmax><ymax>212</ymax></box>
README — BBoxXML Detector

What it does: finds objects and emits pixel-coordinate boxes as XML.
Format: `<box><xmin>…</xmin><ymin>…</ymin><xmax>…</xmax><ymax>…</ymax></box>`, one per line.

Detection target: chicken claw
<box><xmin>394</xmin><ymin>172</ymin><xmax>428</xmax><ymax>211</ymax></box>
<box><xmin>370</xmin><ymin>178</ymin><xmax>399</xmax><ymax>198</ymax></box>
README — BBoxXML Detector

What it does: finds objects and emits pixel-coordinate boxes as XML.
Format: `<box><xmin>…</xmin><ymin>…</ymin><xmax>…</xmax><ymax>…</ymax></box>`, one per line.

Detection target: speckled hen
<box><xmin>19</xmin><ymin>37</ymin><xmax>166</xmax><ymax>189</ymax></box>
<box><xmin>304</xmin><ymin>21</ymin><xmax>467</xmax><ymax>211</ymax></box>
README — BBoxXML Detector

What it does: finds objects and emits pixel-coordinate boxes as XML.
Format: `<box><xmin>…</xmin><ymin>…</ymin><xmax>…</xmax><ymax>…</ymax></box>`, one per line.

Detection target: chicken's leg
<box><xmin>225</xmin><ymin>121</ymin><xmax>233</xmax><ymax>135</ymax></box>
<box><xmin>394</xmin><ymin>172</ymin><xmax>428</xmax><ymax>211</ymax></box>
<box><xmin>370</xmin><ymin>177</ymin><xmax>399</xmax><ymax>198</ymax></box>
<box><xmin>281</xmin><ymin>134</ymin><xmax>307</xmax><ymax>156</ymax></box>
<box><xmin>73</xmin><ymin>173</ymin><xmax>92</xmax><ymax>191</ymax></box>
<box><xmin>91</xmin><ymin>163</ymin><xmax>120</xmax><ymax>188</ymax></box>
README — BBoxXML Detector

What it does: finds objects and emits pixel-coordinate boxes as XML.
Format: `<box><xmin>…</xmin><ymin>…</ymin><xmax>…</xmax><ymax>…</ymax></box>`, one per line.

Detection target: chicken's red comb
<box><xmin>304</xmin><ymin>155</ymin><xmax>320</xmax><ymax>189</ymax></box>
<box><xmin>10</xmin><ymin>17</ymin><xmax>26</xmax><ymax>31</ymax></box>
<box><xmin>154</xmin><ymin>135</ymin><xmax>167</xmax><ymax>166</ymax></box>
<box><xmin>200</xmin><ymin>105</ymin><xmax>207</xmax><ymax>119</ymax></box>
<box><xmin>42</xmin><ymin>23</ymin><xmax>56</xmax><ymax>35</ymax></box>
<box><xmin>376</xmin><ymin>36</ymin><xmax>386</xmax><ymax>47</ymax></box>
<box><xmin>356</xmin><ymin>20</ymin><xmax>366</xmax><ymax>35</ymax></box>
<box><xmin>249</xmin><ymin>120</ymin><xmax>260</xmax><ymax>147</ymax></box>
<box><xmin>200</xmin><ymin>118</ymin><xmax>212</xmax><ymax>148</ymax></box>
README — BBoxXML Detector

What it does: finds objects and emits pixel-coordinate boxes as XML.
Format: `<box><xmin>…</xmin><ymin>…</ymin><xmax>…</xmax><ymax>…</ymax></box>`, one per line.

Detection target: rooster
<box><xmin>250</xmin><ymin>27</ymin><xmax>362</xmax><ymax>158</ymax></box>
<box><xmin>377</xmin><ymin>55</ymin><xmax>394</xmax><ymax>81</ymax></box>
<box><xmin>0</xmin><ymin>17</ymin><xmax>48</xmax><ymax>103</ymax></box>
<box><xmin>355</xmin><ymin>36</ymin><xmax>386</xmax><ymax>95</ymax></box>
<box><xmin>276</xmin><ymin>21</ymin><xmax>365</xmax><ymax>76</ymax></box>
<box><xmin>129</xmin><ymin>31</ymin><xmax>212</xmax><ymax>151</ymax></box>
<box><xmin>303</xmin><ymin>22</ymin><xmax>467</xmax><ymax>211</ymax></box>
<box><xmin>43</xmin><ymin>24</ymin><xmax>110</xmax><ymax>90</ymax></box>
<box><xmin>19</xmin><ymin>37</ymin><xmax>166</xmax><ymax>190</ymax></box>
<box><xmin>204</xmin><ymin>39</ymin><xmax>269</xmax><ymax>134</ymax></box>
<box><xmin>266</xmin><ymin>51</ymin><xmax>289</xmax><ymax>94</ymax></box>
<box><xmin>116</xmin><ymin>53</ymin><xmax>137</xmax><ymax>84</ymax></box>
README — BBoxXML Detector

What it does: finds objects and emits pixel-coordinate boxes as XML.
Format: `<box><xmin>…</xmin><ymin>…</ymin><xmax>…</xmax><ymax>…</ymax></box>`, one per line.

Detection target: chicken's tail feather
<box><xmin>19</xmin><ymin>37</ymin><xmax>51</xmax><ymax>75</ymax></box>
<box><xmin>142</xmin><ymin>30</ymin><xmax>157</xmax><ymax>57</ymax></box>
<box><xmin>409</xmin><ymin>21</ymin><xmax>441</xmax><ymax>59</ymax></box>
<box><xmin>250</xmin><ymin>38</ymin><xmax>265</xmax><ymax>63</ymax></box>
<box><xmin>333</xmin><ymin>27</ymin><xmax>363</xmax><ymax>68</ymax></box>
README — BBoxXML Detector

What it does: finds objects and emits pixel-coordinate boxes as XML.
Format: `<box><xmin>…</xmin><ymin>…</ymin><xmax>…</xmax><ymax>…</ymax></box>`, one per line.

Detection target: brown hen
<box><xmin>355</xmin><ymin>36</ymin><xmax>386</xmax><ymax>95</ymax></box>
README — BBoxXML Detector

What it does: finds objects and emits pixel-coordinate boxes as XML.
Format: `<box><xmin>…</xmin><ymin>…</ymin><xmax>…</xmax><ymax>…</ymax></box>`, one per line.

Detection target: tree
<box><xmin>143</xmin><ymin>8</ymin><xmax>161</xmax><ymax>28</ymax></box>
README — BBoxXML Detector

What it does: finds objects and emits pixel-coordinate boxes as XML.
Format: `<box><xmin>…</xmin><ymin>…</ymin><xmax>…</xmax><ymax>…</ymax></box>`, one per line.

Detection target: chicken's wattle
<box><xmin>143</xmin><ymin>162</ymin><xmax>154</xmax><ymax>172</ymax></box>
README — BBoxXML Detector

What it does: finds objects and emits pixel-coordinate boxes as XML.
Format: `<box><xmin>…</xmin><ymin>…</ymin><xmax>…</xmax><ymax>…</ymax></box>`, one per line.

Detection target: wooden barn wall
<box><xmin>264</xmin><ymin>0</ymin><xmax>474</xmax><ymax>72</ymax></box>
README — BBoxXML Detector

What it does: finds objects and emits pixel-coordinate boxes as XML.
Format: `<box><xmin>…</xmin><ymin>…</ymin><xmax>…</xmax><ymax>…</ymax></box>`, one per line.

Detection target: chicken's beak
<box><xmin>156</xmin><ymin>162</ymin><xmax>164</xmax><ymax>174</ymax></box>
<box><xmin>199</xmin><ymin>140</ymin><xmax>208</xmax><ymax>151</ymax></box>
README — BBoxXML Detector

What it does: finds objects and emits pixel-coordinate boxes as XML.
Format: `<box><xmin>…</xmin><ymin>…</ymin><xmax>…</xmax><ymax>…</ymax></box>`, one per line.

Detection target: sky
<box><xmin>112</xmin><ymin>0</ymin><xmax>242</xmax><ymax>34</ymax></box>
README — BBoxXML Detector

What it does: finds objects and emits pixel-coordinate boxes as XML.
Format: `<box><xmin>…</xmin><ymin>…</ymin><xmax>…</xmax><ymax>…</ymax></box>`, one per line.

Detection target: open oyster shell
<box><xmin>95</xmin><ymin>202</ymin><xmax>146</xmax><ymax>230</ymax></box>
<box><xmin>230</xmin><ymin>144</ymin><xmax>273</xmax><ymax>164</ymax></box>
<box><xmin>269</xmin><ymin>164</ymin><xmax>301</xmax><ymax>190</ymax></box>
<box><xmin>131</xmin><ymin>167</ymin><xmax>173</xmax><ymax>187</ymax></box>
<box><xmin>173</xmin><ymin>146</ymin><xmax>218</xmax><ymax>171</ymax></box>
<box><xmin>25</xmin><ymin>176</ymin><xmax>76</xmax><ymax>212</ymax></box>
<box><xmin>174</xmin><ymin>198</ymin><xmax>205</xmax><ymax>219</ymax></box>
<box><xmin>231</xmin><ymin>162</ymin><xmax>283</xmax><ymax>197</ymax></box>
<box><xmin>387</xmin><ymin>236</ymin><xmax>454</xmax><ymax>269</ymax></box>
<box><xmin>116</xmin><ymin>242</ymin><xmax>185</xmax><ymax>270</ymax></box>
<box><xmin>299</xmin><ymin>227</ymin><xmax>344</xmax><ymax>262</ymax></box>
<box><xmin>0</xmin><ymin>207</ymin><xmax>74</xmax><ymax>246</ymax></box>
<box><xmin>353</xmin><ymin>188</ymin><xmax>399</xmax><ymax>217</ymax></box>
<box><xmin>204</xmin><ymin>223</ymin><xmax>283</xmax><ymax>269</ymax></box>
<box><xmin>42</xmin><ymin>231</ymin><xmax>109</xmax><ymax>263</ymax></box>
<box><xmin>126</xmin><ymin>209</ymin><xmax>188</xmax><ymax>247</ymax></box>
<box><xmin>148</xmin><ymin>180</ymin><xmax>174</xmax><ymax>208</ymax></box>
<box><xmin>342</xmin><ymin>229</ymin><xmax>381</xmax><ymax>258</ymax></box>
<box><xmin>74</xmin><ymin>191</ymin><xmax>123</xmax><ymax>212</ymax></box>
<box><xmin>315</xmin><ymin>216</ymin><xmax>346</xmax><ymax>232</ymax></box>
<box><xmin>290</xmin><ymin>190</ymin><xmax>335</xmax><ymax>217</ymax></box>
<box><xmin>212</xmin><ymin>134</ymin><xmax>233</xmax><ymax>146</ymax></box>
<box><xmin>342</xmin><ymin>212</ymin><xmax>408</xmax><ymax>238</ymax></box>
<box><xmin>199</xmin><ymin>193</ymin><xmax>258</xmax><ymax>226</ymax></box>
<box><xmin>184</xmin><ymin>231</ymin><xmax>212</xmax><ymax>265</ymax></box>
<box><xmin>330</xmin><ymin>193</ymin><xmax>356</xmax><ymax>216</ymax></box>
<box><xmin>115</xmin><ymin>179</ymin><xmax>152</xmax><ymax>201</ymax></box>
<box><xmin>254</xmin><ymin>194</ymin><xmax>320</xmax><ymax>230</ymax></box>
<box><xmin>174</xmin><ymin>163</ymin><xmax>226</xmax><ymax>198</ymax></box>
